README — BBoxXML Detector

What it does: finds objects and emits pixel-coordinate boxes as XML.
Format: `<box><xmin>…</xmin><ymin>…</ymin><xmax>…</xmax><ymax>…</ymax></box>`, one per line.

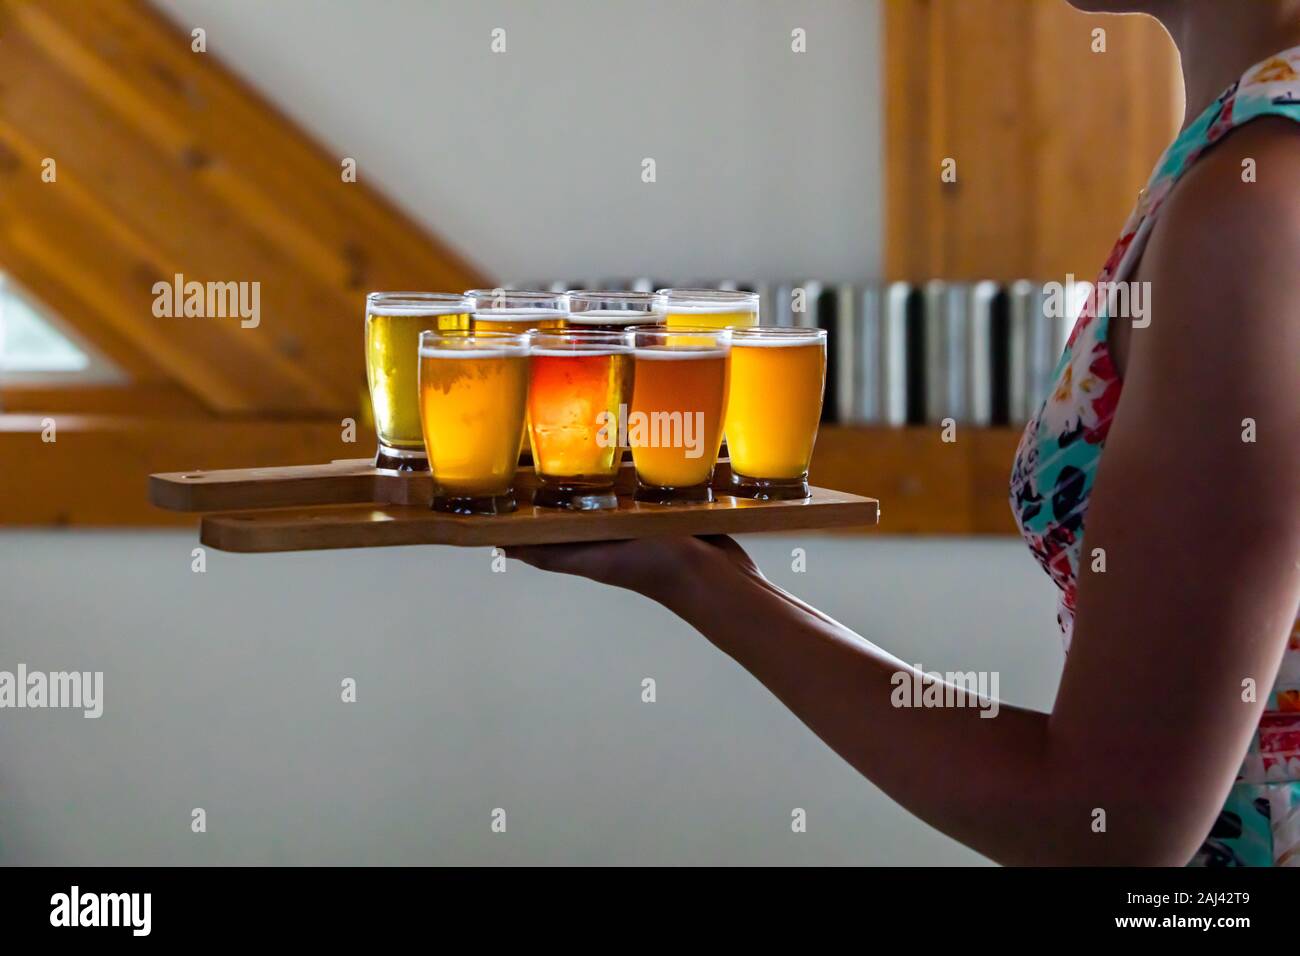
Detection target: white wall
<box><xmin>0</xmin><ymin>531</ymin><xmax>1061</xmax><ymax>865</ymax></box>
<box><xmin>152</xmin><ymin>0</ymin><xmax>884</xmax><ymax>284</ymax></box>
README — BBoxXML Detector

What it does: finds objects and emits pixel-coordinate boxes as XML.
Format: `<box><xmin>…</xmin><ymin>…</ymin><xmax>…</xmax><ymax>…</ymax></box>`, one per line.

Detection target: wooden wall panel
<box><xmin>810</xmin><ymin>426</ymin><xmax>1022</xmax><ymax>535</ymax></box>
<box><xmin>884</xmin><ymin>0</ymin><xmax>1182</xmax><ymax>282</ymax></box>
<box><xmin>0</xmin><ymin>414</ymin><xmax>376</xmax><ymax>525</ymax></box>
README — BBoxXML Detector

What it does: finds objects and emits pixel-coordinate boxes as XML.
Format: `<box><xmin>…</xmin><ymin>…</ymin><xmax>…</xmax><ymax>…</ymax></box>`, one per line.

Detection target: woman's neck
<box><xmin>1161</xmin><ymin>0</ymin><xmax>1300</xmax><ymax>129</ymax></box>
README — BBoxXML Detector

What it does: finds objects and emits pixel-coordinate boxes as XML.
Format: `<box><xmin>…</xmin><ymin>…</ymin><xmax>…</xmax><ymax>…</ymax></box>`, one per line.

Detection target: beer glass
<box><xmin>658</xmin><ymin>289</ymin><xmax>759</xmax><ymax>330</ymax></box>
<box><xmin>465</xmin><ymin>289</ymin><xmax>568</xmax><ymax>334</ymax></box>
<box><xmin>527</xmin><ymin>329</ymin><xmax>635</xmax><ymax>511</ymax></box>
<box><xmin>418</xmin><ymin>330</ymin><xmax>530</xmax><ymax>515</ymax></box>
<box><xmin>365</xmin><ymin>292</ymin><xmax>473</xmax><ymax>471</ymax></box>
<box><xmin>628</xmin><ymin>326</ymin><xmax>731</xmax><ymax>504</ymax></box>
<box><xmin>466</xmin><ymin>290</ymin><xmax>567</xmax><ymax>457</ymax></box>
<box><xmin>723</xmin><ymin>327</ymin><xmax>826</xmax><ymax>500</ymax></box>
<box><xmin>567</xmin><ymin>290</ymin><xmax>666</xmax><ymax>330</ymax></box>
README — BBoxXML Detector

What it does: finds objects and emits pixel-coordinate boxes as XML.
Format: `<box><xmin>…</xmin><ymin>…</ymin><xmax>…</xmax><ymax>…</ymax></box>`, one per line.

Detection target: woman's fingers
<box><xmin>499</xmin><ymin>545</ymin><xmax>541</xmax><ymax>568</ymax></box>
<box><xmin>501</xmin><ymin>535</ymin><xmax>764</xmax><ymax>600</ymax></box>
<box><xmin>502</xmin><ymin>541</ymin><xmax>627</xmax><ymax>579</ymax></box>
<box><xmin>696</xmin><ymin>534</ymin><xmax>763</xmax><ymax>577</ymax></box>
<box><xmin>501</xmin><ymin>543</ymin><xmax>587</xmax><ymax>574</ymax></box>
<box><xmin>697</xmin><ymin>534</ymin><xmax>745</xmax><ymax>559</ymax></box>
<box><xmin>502</xmin><ymin>538</ymin><xmax>684</xmax><ymax>594</ymax></box>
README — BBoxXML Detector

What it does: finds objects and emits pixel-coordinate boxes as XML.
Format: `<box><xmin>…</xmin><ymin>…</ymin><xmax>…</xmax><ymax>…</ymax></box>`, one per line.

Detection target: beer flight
<box><xmin>364</xmin><ymin>288</ymin><xmax>827</xmax><ymax>515</ymax></box>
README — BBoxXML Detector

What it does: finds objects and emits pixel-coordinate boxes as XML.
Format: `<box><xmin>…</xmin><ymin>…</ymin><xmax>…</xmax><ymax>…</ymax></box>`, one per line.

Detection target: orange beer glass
<box><xmin>527</xmin><ymin>329</ymin><xmax>635</xmax><ymax>510</ymax></box>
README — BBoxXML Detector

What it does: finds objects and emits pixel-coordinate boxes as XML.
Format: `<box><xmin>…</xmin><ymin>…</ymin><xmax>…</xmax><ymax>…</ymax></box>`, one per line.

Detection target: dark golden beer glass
<box><xmin>418</xmin><ymin>330</ymin><xmax>530</xmax><ymax>515</ymax></box>
<box><xmin>365</xmin><ymin>292</ymin><xmax>473</xmax><ymax>471</ymax></box>
<box><xmin>628</xmin><ymin>326</ymin><xmax>731</xmax><ymax>504</ymax></box>
<box><xmin>465</xmin><ymin>289</ymin><xmax>568</xmax><ymax>334</ymax></box>
<box><xmin>527</xmin><ymin>329</ymin><xmax>635</xmax><ymax>511</ymax></box>
<box><xmin>466</xmin><ymin>290</ymin><xmax>567</xmax><ymax>457</ymax></box>
<box><xmin>566</xmin><ymin>291</ymin><xmax>666</xmax><ymax>331</ymax></box>
<box><xmin>723</xmin><ymin>327</ymin><xmax>826</xmax><ymax>500</ymax></box>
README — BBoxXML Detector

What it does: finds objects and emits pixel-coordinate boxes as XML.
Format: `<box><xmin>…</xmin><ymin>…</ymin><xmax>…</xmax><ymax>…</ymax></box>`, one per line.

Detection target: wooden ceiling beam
<box><xmin>19</xmin><ymin>0</ymin><xmax>486</xmax><ymax>290</ymax></box>
<box><xmin>0</xmin><ymin>0</ymin><xmax>489</xmax><ymax>416</ymax></box>
<box><xmin>0</xmin><ymin>113</ymin><xmax>341</xmax><ymax>412</ymax></box>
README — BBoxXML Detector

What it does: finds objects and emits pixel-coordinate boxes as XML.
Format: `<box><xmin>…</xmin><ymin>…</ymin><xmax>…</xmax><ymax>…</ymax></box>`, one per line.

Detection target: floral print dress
<box><xmin>1010</xmin><ymin>47</ymin><xmax>1300</xmax><ymax>867</ymax></box>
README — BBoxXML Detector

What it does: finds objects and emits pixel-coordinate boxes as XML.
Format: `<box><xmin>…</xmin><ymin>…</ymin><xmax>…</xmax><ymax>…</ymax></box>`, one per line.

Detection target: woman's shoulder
<box><xmin>1157</xmin><ymin>116</ymin><xmax>1300</xmax><ymax>248</ymax></box>
<box><xmin>1144</xmin><ymin>116</ymin><xmax>1300</xmax><ymax>311</ymax></box>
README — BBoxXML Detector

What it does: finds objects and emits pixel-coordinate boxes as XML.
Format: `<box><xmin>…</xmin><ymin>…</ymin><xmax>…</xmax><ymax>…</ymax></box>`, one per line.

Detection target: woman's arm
<box><xmin>511</xmin><ymin>122</ymin><xmax>1300</xmax><ymax>865</ymax></box>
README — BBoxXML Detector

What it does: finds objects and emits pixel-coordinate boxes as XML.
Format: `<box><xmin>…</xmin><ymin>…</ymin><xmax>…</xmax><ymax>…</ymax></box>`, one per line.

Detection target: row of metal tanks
<box><xmin>507</xmin><ymin>279</ymin><xmax>1083</xmax><ymax>426</ymax></box>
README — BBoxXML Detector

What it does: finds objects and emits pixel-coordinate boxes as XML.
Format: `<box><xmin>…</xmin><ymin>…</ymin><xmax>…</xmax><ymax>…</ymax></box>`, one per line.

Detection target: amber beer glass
<box><xmin>418</xmin><ymin>330</ymin><xmax>530</xmax><ymax>515</ymax></box>
<box><xmin>527</xmin><ymin>330</ymin><xmax>634</xmax><ymax>510</ymax></box>
<box><xmin>365</xmin><ymin>292</ymin><xmax>473</xmax><ymax>471</ymax></box>
<box><xmin>628</xmin><ymin>327</ymin><xmax>731</xmax><ymax>504</ymax></box>
<box><xmin>723</xmin><ymin>327</ymin><xmax>826</xmax><ymax>499</ymax></box>
<box><xmin>566</xmin><ymin>290</ymin><xmax>666</xmax><ymax>330</ymax></box>
<box><xmin>658</xmin><ymin>289</ymin><xmax>759</xmax><ymax>330</ymax></box>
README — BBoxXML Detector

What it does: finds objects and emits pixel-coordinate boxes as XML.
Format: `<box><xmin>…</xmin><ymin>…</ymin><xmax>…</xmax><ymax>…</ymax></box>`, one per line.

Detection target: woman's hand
<box><xmin>503</xmin><ymin>534</ymin><xmax>763</xmax><ymax>604</ymax></box>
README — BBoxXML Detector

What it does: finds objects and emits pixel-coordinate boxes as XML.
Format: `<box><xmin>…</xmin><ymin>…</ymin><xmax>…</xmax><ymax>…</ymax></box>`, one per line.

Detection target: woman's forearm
<box><xmin>654</xmin><ymin>558</ymin><xmax>1170</xmax><ymax>865</ymax></box>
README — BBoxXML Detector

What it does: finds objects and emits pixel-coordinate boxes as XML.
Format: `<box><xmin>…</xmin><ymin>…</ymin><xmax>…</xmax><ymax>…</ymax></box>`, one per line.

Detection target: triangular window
<box><xmin>0</xmin><ymin>275</ymin><xmax>122</xmax><ymax>382</ymax></box>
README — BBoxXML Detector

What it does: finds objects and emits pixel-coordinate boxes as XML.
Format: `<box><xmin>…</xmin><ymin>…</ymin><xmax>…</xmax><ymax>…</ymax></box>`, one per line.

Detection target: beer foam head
<box><xmin>369</xmin><ymin>305</ymin><xmax>471</xmax><ymax>316</ymax></box>
<box><xmin>634</xmin><ymin>347</ymin><xmax>728</xmax><ymax>360</ymax></box>
<box><xmin>419</xmin><ymin>344</ymin><xmax>527</xmax><ymax>359</ymax></box>
<box><xmin>661</xmin><ymin>302</ymin><xmax>757</xmax><ymax>315</ymax></box>
<box><xmin>473</xmin><ymin>309</ymin><xmax>564</xmax><ymax>323</ymax></box>
<box><xmin>732</xmin><ymin>335</ymin><xmax>825</xmax><ymax>348</ymax></box>
<box><xmin>532</xmin><ymin>346</ymin><xmax>627</xmax><ymax>358</ymax></box>
<box><xmin>657</xmin><ymin>289</ymin><xmax>759</xmax><ymax>315</ymax></box>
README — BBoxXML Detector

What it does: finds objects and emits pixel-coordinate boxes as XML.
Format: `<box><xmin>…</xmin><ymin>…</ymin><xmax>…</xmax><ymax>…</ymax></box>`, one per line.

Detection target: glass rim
<box><xmin>529</xmin><ymin>328</ymin><xmax>635</xmax><ymax>352</ymax></box>
<box><xmin>655</xmin><ymin>288</ymin><xmax>759</xmax><ymax>310</ymax></box>
<box><xmin>623</xmin><ymin>323</ymin><xmax>731</xmax><ymax>334</ymax></box>
<box><xmin>465</xmin><ymin>288</ymin><xmax>569</xmax><ymax>311</ymax></box>
<box><xmin>628</xmin><ymin>325</ymin><xmax>732</xmax><ymax>351</ymax></box>
<box><xmin>729</xmin><ymin>325</ymin><xmax>827</xmax><ymax>341</ymax></box>
<box><xmin>365</xmin><ymin>291</ymin><xmax>475</xmax><ymax>315</ymax></box>
<box><xmin>418</xmin><ymin>328</ymin><xmax>530</xmax><ymax>353</ymax></box>
<box><xmin>529</xmin><ymin>327</ymin><xmax>635</xmax><ymax>340</ymax></box>
<box><xmin>567</xmin><ymin>290</ymin><xmax>668</xmax><ymax>306</ymax></box>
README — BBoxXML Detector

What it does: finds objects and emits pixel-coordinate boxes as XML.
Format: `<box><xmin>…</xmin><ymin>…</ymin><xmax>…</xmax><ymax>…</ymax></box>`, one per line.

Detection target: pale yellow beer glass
<box><xmin>418</xmin><ymin>330</ymin><xmax>530</xmax><ymax>515</ymax></box>
<box><xmin>628</xmin><ymin>326</ymin><xmax>731</xmax><ymax>504</ymax></box>
<box><xmin>365</xmin><ymin>292</ymin><xmax>473</xmax><ymax>471</ymax></box>
<box><xmin>658</xmin><ymin>289</ymin><xmax>759</xmax><ymax>330</ymax></box>
<box><xmin>723</xmin><ymin>327</ymin><xmax>826</xmax><ymax>500</ymax></box>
